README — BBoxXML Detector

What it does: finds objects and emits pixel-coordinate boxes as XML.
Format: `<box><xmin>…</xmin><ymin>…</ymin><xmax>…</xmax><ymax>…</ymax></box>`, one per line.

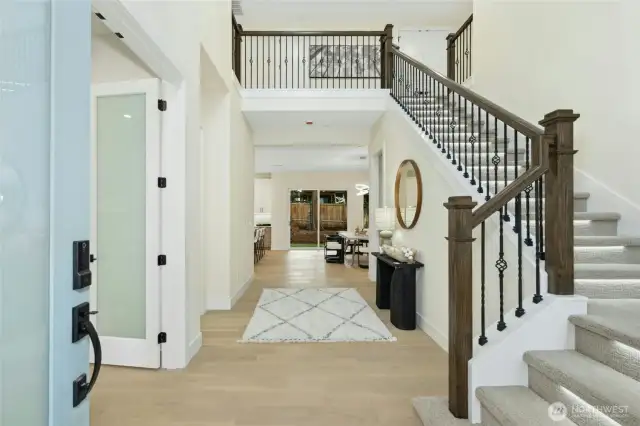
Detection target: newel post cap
<box><xmin>444</xmin><ymin>196</ymin><xmax>477</xmax><ymax>210</ymax></box>
<box><xmin>539</xmin><ymin>109</ymin><xmax>580</xmax><ymax>127</ymax></box>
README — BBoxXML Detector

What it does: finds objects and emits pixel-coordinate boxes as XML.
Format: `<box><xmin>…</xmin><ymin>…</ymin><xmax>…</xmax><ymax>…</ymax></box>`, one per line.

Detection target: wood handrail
<box><xmin>232</xmin><ymin>14</ymin><xmax>242</xmax><ymax>34</ymax></box>
<box><xmin>391</xmin><ymin>48</ymin><xmax>544</xmax><ymax>139</ymax></box>
<box><xmin>471</xmin><ymin>135</ymin><xmax>551</xmax><ymax>227</ymax></box>
<box><xmin>240</xmin><ymin>30</ymin><xmax>386</xmax><ymax>37</ymax></box>
<box><xmin>450</xmin><ymin>14</ymin><xmax>473</xmax><ymax>44</ymax></box>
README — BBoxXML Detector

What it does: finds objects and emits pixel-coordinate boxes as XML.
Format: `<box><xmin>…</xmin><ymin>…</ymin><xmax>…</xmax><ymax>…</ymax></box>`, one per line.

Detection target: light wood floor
<box><xmin>91</xmin><ymin>250</ymin><xmax>447</xmax><ymax>426</ymax></box>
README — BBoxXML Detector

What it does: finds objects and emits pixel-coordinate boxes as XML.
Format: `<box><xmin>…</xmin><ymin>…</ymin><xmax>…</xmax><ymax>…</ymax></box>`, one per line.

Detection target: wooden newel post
<box><xmin>540</xmin><ymin>109</ymin><xmax>580</xmax><ymax>295</ymax></box>
<box><xmin>446</xmin><ymin>33</ymin><xmax>456</xmax><ymax>82</ymax></box>
<box><xmin>234</xmin><ymin>24</ymin><xmax>243</xmax><ymax>83</ymax></box>
<box><xmin>381</xmin><ymin>24</ymin><xmax>394</xmax><ymax>89</ymax></box>
<box><xmin>444</xmin><ymin>195</ymin><xmax>477</xmax><ymax>419</ymax></box>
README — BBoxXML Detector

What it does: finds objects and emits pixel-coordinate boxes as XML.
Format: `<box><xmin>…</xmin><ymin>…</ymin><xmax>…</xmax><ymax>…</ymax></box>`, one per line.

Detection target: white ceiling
<box><xmin>255</xmin><ymin>145</ymin><xmax>368</xmax><ymax>173</ymax></box>
<box><xmin>236</xmin><ymin>0</ymin><xmax>472</xmax><ymax>29</ymax></box>
<box><xmin>244</xmin><ymin>110</ymin><xmax>381</xmax><ymax>129</ymax></box>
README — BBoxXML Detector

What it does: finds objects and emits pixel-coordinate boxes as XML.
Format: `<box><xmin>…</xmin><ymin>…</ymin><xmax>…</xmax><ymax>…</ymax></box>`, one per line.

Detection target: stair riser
<box><xmin>575</xmin><ymin>327</ymin><xmax>640</xmax><ymax>382</ymax></box>
<box><xmin>576</xmin><ymin>280</ymin><xmax>640</xmax><ymax>299</ymax></box>
<box><xmin>520</xmin><ymin>221</ymin><xmax>618</xmax><ymax>237</ymax></box>
<box><xmin>480</xmin><ymin>407</ymin><xmax>502</xmax><ymax>426</ymax></box>
<box><xmin>575</xmin><ymin>246</ymin><xmax>640</xmax><ymax>264</ymax></box>
<box><xmin>528</xmin><ymin>367</ymin><xmax>633</xmax><ymax>426</ymax></box>
<box><xmin>576</xmin><ymin>267</ymin><xmax>640</xmax><ymax>280</ymax></box>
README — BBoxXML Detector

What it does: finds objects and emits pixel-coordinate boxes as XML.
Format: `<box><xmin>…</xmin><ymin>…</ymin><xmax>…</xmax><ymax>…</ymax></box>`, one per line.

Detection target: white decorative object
<box><xmin>375</xmin><ymin>207</ymin><xmax>395</xmax><ymax>245</ymax></box>
<box><xmin>382</xmin><ymin>244</ymin><xmax>417</xmax><ymax>263</ymax></box>
<box><xmin>355</xmin><ymin>183</ymin><xmax>369</xmax><ymax>196</ymax></box>
<box><xmin>240</xmin><ymin>288</ymin><xmax>396</xmax><ymax>343</ymax></box>
<box><xmin>254</xmin><ymin>212</ymin><xmax>272</xmax><ymax>226</ymax></box>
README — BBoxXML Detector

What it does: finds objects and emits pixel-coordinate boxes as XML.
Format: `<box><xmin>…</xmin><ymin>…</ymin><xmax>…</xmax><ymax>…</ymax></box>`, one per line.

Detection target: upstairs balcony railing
<box><xmin>232</xmin><ymin>18</ymin><xmax>394</xmax><ymax>89</ymax></box>
<box><xmin>447</xmin><ymin>14</ymin><xmax>473</xmax><ymax>84</ymax></box>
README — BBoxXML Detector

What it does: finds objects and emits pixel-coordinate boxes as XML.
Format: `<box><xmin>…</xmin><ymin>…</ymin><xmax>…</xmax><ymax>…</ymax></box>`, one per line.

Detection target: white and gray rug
<box><xmin>239</xmin><ymin>288</ymin><xmax>396</xmax><ymax>343</ymax></box>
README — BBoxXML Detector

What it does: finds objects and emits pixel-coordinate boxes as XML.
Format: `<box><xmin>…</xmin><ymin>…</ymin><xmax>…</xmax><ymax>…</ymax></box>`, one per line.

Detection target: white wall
<box><xmin>255</xmin><ymin>177</ymin><xmax>273</xmax><ymax>213</ymax></box>
<box><xmin>91</xmin><ymin>35</ymin><xmax>155</xmax><ymax>83</ymax></box>
<box><xmin>270</xmin><ymin>171</ymin><xmax>369</xmax><ymax>250</ymax></box>
<box><xmin>115</xmin><ymin>0</ymin><xmax>242</xmax><ymax>366</ymax></box>
<box><xmin>395</xmin><ymin>28</ymin><xmax>452</xmax><ymax>75</ymax></box>
<box><xmin>472</xmin><ymin>0</ymin><xmax>640</xmax><ymax>234</ymax></box>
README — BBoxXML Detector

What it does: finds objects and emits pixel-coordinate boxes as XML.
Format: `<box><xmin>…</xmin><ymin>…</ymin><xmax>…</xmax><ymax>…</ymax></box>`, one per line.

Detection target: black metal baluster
<box><xmin>439</xmin><ymin>82</ymin><xmax>445</xmax><ymax>152</ymax></box>
<box><xmin>512</xmin><ymin>131</ymin><xmax>520</xmax><ymax>233</ymax></box>
<box><xmin>496</xmin><ymin>208</ymin><xmax>507</xmax><ymax>331</ymax></box>
<box><xmin>479</xmin><ymin>221</ymin><xmax>488</xmax><ymax>345</ymax></box>
<box><xmin>455</xmin><ymin>93</ymin><xmax>462</xmax><ymax>170</ymax></box>
<box><xmin>261</xmin><ymin>36</ymin><xmax>265</xmax><ymax>88</ymax></box>
<box><xmin>515</xmin><ymin>192</ymin><xmax>525</xmax><ymax>318</ymax></box>
<box><xmin>484</xmin><ymin>109</ymin><xmax>490</xmax><ymax>200</ymax></box>
<box><xmin>248</xmin><ymin>36</ymin><xmax>253</xmax><ymax>88</ymax></box>
<box><xmin>475</xmin><ymin>103</ymin><xmax>482</xmax><ymax>193</ymax></box>
<box><xmin>278</xmin><ymin>36</ymin><xmax>282</xmax><ymax>88</ymax></box>
<box><xmin>350</xmin><ymin>36</ymin><xmax>353</xmax><ymax>89</ymax></box>
<box><xmin>539</xmin><ymin>174</ymin><xmax>545</xmax><ymax>260</ymax></box>
<box><xmin>468</xmin><ymin>22</ymin><xmax>472</xmax><ymax>79</ymax></box>
<box><xmin>446</xmin><ymin>86</ymin><xmax>452</xmax><ymax>160</ymax></box>
<box><xmin>493</xmin><ymin>116</ymin><xmax>498</xmax><ymax>196</ymax></box>
<box><xmin>533</xmin><ymin>176</ymin><xmax>543</xmax><ymax>303</ymax></box>
<box><xmin>524</xmin><ymin>137</ymin><xmax>533</xmax><ymax>246</ymax></box>
<box><xmin>268</xmin><ymin>36</ymin><xmax>271</xmax><ymax>88</ymax></box>
<box><xmin>465</xmin><ymin>98</ymin><xmax>471</xmax><ymax>179</ymax></box>
<box><xmin>429</xmin><ymin>76</ymin><xmax>435</xmax><ymax>141</ymax></box>
<box><xmin>502</xmin><ymin>122</ymin><xmax>510</xmax><ymax>222</ymax></box>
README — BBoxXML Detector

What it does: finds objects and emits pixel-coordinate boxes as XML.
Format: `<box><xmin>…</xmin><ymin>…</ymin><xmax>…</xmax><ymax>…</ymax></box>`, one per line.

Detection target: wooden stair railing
<box><xmin>389</xmin><ymin>47</ymin><xmax>579</xmax><ymax>419</ymax></box>
<box><xmin>447</xmin><ymin>14</ymin><xmax>473</xmax><ymax>84</ymax></box>
<box><xmin>230</xmin><ymin>15</ymin><xmax>394</xmax><ymax>89</ymax></box>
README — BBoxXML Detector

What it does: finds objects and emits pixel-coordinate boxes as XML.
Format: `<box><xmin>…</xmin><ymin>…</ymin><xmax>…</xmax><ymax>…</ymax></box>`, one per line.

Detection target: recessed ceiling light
<box><xmin>305</xmin><ymin>121</ymin><xmax>313</xmax><ymax>125</ymax></box>
<box><xmin>272</xmin><ymin>164</ymin><xmax>283</xmax><ymax>167</ymax></box>
<box><xmin>123</xmin><ymin>114</ymin><xmax>132</xmax><ymax>119</ymax></box>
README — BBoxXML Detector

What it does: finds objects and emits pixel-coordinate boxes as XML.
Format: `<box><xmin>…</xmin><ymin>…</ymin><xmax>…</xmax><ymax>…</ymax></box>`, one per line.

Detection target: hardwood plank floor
<box><xmin>91</xmin><ymin>250</ymin><xmax>447</xmax><ymax>426</ymax></box>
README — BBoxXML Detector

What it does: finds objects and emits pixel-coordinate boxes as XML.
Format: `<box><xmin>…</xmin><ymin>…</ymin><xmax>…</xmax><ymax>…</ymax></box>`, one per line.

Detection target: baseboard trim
<box><xmin>187</xmin><ymin>332</ymin><xmax>203</xmax><ymax>364</ymax></box>
<box><xmin>231</xmin><ymin>274</ymin><xmax>254</xmax><ymax>308</ymax></box>
<box><xmin>416</xmin><ymin>312</ymin><xmax>448</xmax><ymax>352</ymax></box>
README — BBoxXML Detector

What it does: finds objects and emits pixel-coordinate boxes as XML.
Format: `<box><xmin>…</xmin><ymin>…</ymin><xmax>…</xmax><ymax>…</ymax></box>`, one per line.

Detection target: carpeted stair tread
<box><xmin>574</xmin><ymin>236</ymin><xmax>640</xmax><ymax>246</ymax></box>
<box><xmin>570</xmin><ymin>314</ymin><xmax>640</xmax><ymax>351</ymax></box>
<box><xmin>411</xmin><ymin>396</ymin><xmax>470</xmax><ymax>426</ymax></box>
<box><xmin>574</xmin><ymin>212</ymin><xmax>621</xmax><ymax>221</ymax></box>
<box><xmin>576</xmin><ymin>280</ymin><xmax>640</xmax><ymax>299</ymax></box>
<box><xmin>587</xmin><ymin>299</ymin><xmax>640</xmax><ymax>315</ymax></box>
<box><xmin>524</xmin><ymin>350</ymin><xmax>640</xmax><ymax>423</ymax></box>
<box><xmin>575</xmin><ymin>263</ymin><xmax>640</xmax><ymax>279</ymax></box>
<box><xmin>476</xmin><ymin>386</ymin><xmax>576</xmax><ymax>425</ymax></box>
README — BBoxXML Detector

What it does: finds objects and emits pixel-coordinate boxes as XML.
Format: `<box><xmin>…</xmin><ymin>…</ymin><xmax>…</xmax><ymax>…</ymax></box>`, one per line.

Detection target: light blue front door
<box><xmin>0</xmin><ymin>1</ymin><xmax>92</xmax><ymax>425</ymax></box>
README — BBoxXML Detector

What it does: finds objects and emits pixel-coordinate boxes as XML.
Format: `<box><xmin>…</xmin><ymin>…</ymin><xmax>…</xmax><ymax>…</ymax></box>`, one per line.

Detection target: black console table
<box><xmin>372</xmin><ymin>252</ymin><xmax>424</xmax><ymax>330</ymax></box>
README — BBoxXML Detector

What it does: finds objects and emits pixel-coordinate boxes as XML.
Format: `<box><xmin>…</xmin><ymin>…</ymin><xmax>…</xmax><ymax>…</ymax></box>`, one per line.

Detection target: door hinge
<box><xmin>157</xmin><ymin>177</ymin><xmax>167</xmax><ymax>188</ymax></box>
<box><xmin>158</xmin><ymin>99</ymin><xmax>167</xmax><ymax>111</ymax></box>
<box><xmin>158</xmin><ymin>254</ymin><xmax>167</xmax><ymax>266</ymax></box>
<box><xmin>157</xmin><ymin>332</ymin><xmax>167</xmax><ymax>344</ymax></box>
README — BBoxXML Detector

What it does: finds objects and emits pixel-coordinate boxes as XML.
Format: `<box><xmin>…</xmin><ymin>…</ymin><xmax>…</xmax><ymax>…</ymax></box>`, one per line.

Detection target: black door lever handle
<box><xmin>90</xmin><ymin>254</ymin><xmax>97</xmax><ymax>263</ymax></box>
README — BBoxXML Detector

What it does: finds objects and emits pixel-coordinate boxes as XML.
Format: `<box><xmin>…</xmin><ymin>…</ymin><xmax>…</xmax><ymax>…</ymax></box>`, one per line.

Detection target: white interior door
<box><xmin>90</xmin><ymin>79</ymin><xmax>162</xmax><ymax>368</ymax></box>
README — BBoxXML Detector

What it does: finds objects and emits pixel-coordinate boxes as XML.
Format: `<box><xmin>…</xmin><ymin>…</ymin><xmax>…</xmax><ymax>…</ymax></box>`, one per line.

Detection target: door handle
<box><xmin>72</xmin><ymin>304</ymin><xmax>102</xmax><ymax>407</ymax></box>
<box><xmin>90</xmin><ymin>254</ymin><xmax>97</xmax><ymax>263</ymax></box>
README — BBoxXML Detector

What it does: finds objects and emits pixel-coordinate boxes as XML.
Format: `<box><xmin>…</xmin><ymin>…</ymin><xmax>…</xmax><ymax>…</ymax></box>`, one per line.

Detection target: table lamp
<box><xmin>375</xmin><ymin>207</ymin><xmax>395</xmax><ymax>245</ymax></box>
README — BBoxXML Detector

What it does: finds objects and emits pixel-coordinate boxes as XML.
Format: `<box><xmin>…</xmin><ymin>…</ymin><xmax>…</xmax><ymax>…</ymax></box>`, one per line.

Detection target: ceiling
<box><xmin>244</xmin><ymin>110</ymin><xmax>382</xmax><ymax>129</ymax></box>
<box><xmin>236</xmin><ymin>0</ymin><xmax>472</xmax><ymax>29</ymax></box>
<box><xmin>255</xmin><ymin>145</ymin><xmax>368</xmax><ymax>173</ymax></box>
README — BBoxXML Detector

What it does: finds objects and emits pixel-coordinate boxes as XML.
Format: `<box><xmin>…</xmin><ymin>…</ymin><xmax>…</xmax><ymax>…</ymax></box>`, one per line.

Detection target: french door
<box><xmin>90</xmin><ymin>79</ymin><xmax>162</xmax><ymax>368</ymax></box>
<box><xmin>1</xmin><ymin>0</ymin><xmax>93</xmax><ymax>424</ymax></box>
<box><xmin>289</xmin><ymin>189</ymin><xmax>348</xmax><ymax>249</ymax></box>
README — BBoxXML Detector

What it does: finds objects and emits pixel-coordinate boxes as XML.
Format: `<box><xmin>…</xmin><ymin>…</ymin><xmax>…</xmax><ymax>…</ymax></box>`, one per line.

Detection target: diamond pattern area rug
<box><xmin>239</xmin><ymin>288</ymin><xmax>397</xmax><ymax>343</ymax></box>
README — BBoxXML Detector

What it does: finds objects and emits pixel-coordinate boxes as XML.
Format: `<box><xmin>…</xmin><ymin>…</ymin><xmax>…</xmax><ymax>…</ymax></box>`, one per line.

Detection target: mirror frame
<box><xmin>394</xmin><ymin>159</ymin><xmax>423</xmax><ymax>229</ymax></box>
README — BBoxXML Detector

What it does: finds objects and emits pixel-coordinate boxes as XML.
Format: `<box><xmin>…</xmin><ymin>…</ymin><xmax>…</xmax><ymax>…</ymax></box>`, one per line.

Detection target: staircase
<box><xmin>394</xmin><ymin>60</ymin><xmax>640</xmax><ymax>426</ymax></box>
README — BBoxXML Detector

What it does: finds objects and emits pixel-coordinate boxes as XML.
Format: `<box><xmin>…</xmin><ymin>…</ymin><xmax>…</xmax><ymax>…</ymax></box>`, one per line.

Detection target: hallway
<box><xmin>91</xmin><ymin>251</ymin><xmax>447</xmax><ymax>426</ymax></box>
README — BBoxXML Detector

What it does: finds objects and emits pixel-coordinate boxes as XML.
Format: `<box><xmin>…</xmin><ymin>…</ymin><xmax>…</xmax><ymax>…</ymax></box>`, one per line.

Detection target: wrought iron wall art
<box><xmin>308</xmin><ymin>45</ymin><xmax>381</xmax><ymax>78</ymax></box>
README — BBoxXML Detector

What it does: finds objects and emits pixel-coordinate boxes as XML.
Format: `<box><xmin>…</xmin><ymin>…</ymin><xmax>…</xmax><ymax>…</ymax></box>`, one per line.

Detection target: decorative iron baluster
<box><xmin>467</xmin><ymin>100</ymin><xmax>474</xmax><ymax>181</ymax></box>
<box><xmin>539</xmin><ymin>174</ymin><xmax>545</xmax><ymax>260</ymax></box>
<box><xmin>456</xmin><ymin>93</ymin><xmax>463</xmax><ymax>171</ymax></box>
<box><xmin>515</xmin><ymin>192</ymin><xmax>525</xmax><ymax>318</ymax></box>
<box><xmin>524</xmin><ymin>137</ymin><xmax>533</xmax><ymax>246</ymax></box>
<box><xmin>479</xmin><ymin>221</ymin><xmax>488</xmax><ymax>345</ymax></box>
<box><xmin>496</xmin><ymin>208</ymin><xmax>508</xmax><ymax>331</ymax></box>
<box><xmin>512</xmin><ymin>131</ymin><xmax>521</xmax><ymax>234</ymax></box>
<box><xmin>533</xmin><ymin>176</ymin><xmax>543</xmax><ymax>303</ymax></box>
<box><xmin>502</xmin><ymin>122</ymin><xmax>510</xmax><ymax>222</ymax></box>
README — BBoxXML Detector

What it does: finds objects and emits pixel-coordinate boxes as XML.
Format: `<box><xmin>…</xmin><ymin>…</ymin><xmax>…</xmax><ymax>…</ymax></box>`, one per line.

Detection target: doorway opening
<box><xmin>289</xmin><ymin>189</ymin><xmax>348</xmax><ymax>249</ymax></box>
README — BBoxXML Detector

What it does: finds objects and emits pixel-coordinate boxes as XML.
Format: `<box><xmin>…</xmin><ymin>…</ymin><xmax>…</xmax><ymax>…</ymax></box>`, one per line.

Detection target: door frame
<box><xmin>91</xmin><ymin>2</ymin><xmax>188</xmax><ymax>369</ymax></box>
<box><xmin>90</xmin><ymin>78</ymin><xmax>162</xmax><ymax>368</ymax></box>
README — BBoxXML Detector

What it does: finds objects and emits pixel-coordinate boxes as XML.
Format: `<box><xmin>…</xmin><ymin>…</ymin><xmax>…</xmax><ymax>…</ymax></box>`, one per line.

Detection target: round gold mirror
<box><xmin>394</xmin><ymin>159</ymin><xmax>423</xmax><ymax>229</ymax></box>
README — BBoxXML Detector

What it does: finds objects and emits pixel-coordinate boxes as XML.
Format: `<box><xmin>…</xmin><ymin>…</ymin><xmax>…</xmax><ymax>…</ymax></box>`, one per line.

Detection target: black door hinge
<box><xmin>157</xmin><ymin>254</ymin><xmax>167</xmax><ymax>266</ymax></box>
<box><xmin>158</xmin><ymin>177</ymin><xmax>167</xmax><ymax>188</ymax></box>
<box><xmin>157</xmin><ymin>332</ymin><xmax>167</xmax><ymax>344</ymax></box>
<box><xmin>158</xmin><ymin>99</ymin><xmax>167</xmax><ymax>111</ymax></box>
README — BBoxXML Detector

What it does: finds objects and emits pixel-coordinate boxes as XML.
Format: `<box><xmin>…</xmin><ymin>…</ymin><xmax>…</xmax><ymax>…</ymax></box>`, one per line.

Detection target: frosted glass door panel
<box><xmin>96</xmin><ymin>94</ymin><xmax>147</xmax><ymax>339</ymax></box>
<box><xmin>0</xmin><ymin>2</ymin><xmax>51</xmax><ymax>424</ymax></box>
